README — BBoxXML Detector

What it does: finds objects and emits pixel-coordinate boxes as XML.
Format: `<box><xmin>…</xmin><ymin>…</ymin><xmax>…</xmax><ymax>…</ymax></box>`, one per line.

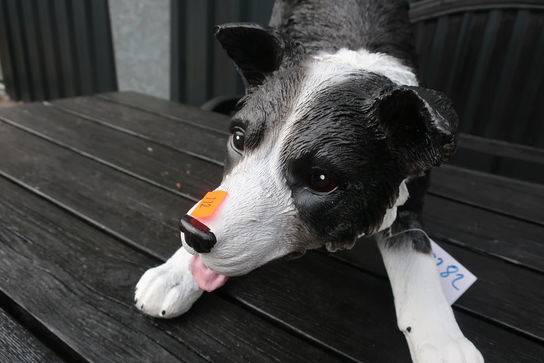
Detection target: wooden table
<box><xmin>0</xmin><ymin>92</ymin><xmax>543</xmax><ymax>362</ymax></box>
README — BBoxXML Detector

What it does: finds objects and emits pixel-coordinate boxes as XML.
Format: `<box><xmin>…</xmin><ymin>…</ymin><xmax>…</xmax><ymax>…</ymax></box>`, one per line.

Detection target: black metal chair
<box><xmin>0</xmin><ymin>0</ymin><xmax>117</xmax><ymax>102</ymax></box>
<box><xmin>410</xmin><ymin>0</ymin><xmax>544</xmax><ymax>183</ymax></box>
<box><xmin>411</xmin><ymin>0</ymin><xmax>544</xmax><ymax>148</ymax></box>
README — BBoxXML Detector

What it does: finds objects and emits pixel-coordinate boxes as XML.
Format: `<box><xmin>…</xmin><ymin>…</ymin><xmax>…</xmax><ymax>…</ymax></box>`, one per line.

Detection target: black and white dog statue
<box><xmin>135</xmin><ymin>1</ymin><xmax>484</xmax><ymax>361</ymax></box>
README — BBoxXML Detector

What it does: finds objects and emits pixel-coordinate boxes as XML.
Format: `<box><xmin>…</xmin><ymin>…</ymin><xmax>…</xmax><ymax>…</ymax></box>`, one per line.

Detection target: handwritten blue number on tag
<box><xmin>451</xmin><ymin>274</ymin><xmax>464</xmax><ymax>291</ymax></box>
<box><xmin>432</xmin><ymin>253</ymin><xmax>444</xmax><ymax>266</ymax></box>
<box><xmin>440</xmin><ymin>265</ymin><xmax>459</xmax><ymax>278</ymax></box>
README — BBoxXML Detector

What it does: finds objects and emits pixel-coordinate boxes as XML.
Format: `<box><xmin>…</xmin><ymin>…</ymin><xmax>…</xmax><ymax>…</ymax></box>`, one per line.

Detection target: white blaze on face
<box><xmin>312</xmin><ymin>48</ymin><xmax>418</xmax><ymax>86</ymax></box>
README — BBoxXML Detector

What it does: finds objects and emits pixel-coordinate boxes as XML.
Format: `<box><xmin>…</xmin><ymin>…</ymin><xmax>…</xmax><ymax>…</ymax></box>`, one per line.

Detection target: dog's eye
<box><xmin>305</xmin><ymin>170</ymin><xmax>337</xmax><ymax>193</ymax></box>
<box><xmin>231</xmin><ymin>127</ymin><xmax>245</xmax><ymax>151</ymax></box>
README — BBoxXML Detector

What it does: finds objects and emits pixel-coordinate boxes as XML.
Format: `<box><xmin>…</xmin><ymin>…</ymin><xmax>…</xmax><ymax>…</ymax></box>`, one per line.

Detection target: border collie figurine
<box><xmin>135</xmin><ymin>1</ymin><xmax>484</xmax><ymax>361</ymax></box>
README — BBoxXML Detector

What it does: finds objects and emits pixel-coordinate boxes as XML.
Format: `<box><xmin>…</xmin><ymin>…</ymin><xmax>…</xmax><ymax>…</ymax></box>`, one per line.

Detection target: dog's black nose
<box><xmin>179</xmin><ymin>215</ymin><xmax>217</xmax><ymax>253</ymax></box>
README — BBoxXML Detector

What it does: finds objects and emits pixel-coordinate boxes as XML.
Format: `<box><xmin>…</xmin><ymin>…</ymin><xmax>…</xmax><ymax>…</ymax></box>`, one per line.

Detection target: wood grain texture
<box><xmin>51</xmin><ymin>95</ymin><xmax>227</xmax><ymax>163</ymax></box>
<box><xmin>0</xmin><ymin>121</ymin><xmax>188</xmax><ymax>259</ymax></box>
<box><xmin>0</xmin><ymin>307</ymin><xmax>62</xmax><ymax>363</ymax></box>
<box><xmin>0</xmin><ymin>102</ymin><xmax>220</xmax><ymax>201</ymax></box>
<box><xmin>424</xmin><ymin>195</ymin><xmax>544</xmax><ymax>273</ymax></box>
<box><xmin>0</xmin><ymin>177</ymin><xmax>339</xmax><ymax>363</ymax></box>
<box><xmin>0</xmin><ymin>180</ymin><xmax>204</xmax><ymax>363</ymax></box>
<box><xmin>97</xmin><ymin>91</ymin><xmax>230</xmax><ymax>129</ymax></box>
<box><xmin>98</xmin><ymin>91</ymin><xmax>231</xmax><ymax>135</ymax></box>
<box><xmin>431</xmin><ymin>164</ymin><xmax>544</xmax><ymax>226</ymax></box>
<box><xmin>456</xmin><ymin>123</ymin><xmax>544</xmax><ymax>163</ymax></box>
<box><xmin>0</xmin><ymin>112</ymin><xmax>543</xmax><ymax>361</ymax></box>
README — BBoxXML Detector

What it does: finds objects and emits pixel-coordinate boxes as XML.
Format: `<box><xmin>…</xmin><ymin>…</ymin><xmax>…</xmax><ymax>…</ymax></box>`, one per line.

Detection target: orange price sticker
<box><xmin>191</xmin><ymin>190</ymin><xmax>228</xmax><ymax>218</ymax></box>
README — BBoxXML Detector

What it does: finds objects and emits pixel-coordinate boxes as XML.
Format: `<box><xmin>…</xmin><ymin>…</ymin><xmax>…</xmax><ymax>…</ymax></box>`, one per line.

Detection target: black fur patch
<box><xmin>280</xmin><ymin>73</ymin><xmax>405</xmax><ymax>245</ymax></box>
<box><xmin>270</xmin><ymin>0</ymin><xmax>417</xmax><ymax>68</ymax></box>
<box><xmin>215</xmin><ymin>23</ymin><xmax>284</xmax><ymax>86</ymax></box>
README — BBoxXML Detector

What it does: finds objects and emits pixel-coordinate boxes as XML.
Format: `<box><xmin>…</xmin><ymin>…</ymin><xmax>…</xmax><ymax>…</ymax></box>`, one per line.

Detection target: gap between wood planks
<box><xmin>0</xmin><ymin>303</ymin><xmax>67</xmax><ymax>362</ymax></box>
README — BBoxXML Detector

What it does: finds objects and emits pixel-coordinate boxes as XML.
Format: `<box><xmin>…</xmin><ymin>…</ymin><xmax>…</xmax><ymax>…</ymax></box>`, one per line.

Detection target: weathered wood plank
<box><xmin>0</xmin><ymin>307</ymin><xmax>62</xmax><ymax>363</ymax></box>
<box><xmin>0</xmin><ymin>177</ymin><xmax>340</xmax><ymax>363</ymax></box>
<box><xmin>431</xmin><ymin>164</ymin><xmax>544</xmax><ymax>226</ymax></box>
<box><xmin>424</xmin><ymin>194</ymin><xmax>544</xmax><ymax>273</ymax></box>
<box><xmin>0</xmin><ymin>180</ymin><xmax>202</xmax><ymax>363</ymax></box>
<box><xmin>50</xmin><ymin>96</ymin><xmax>227</xmax><ymax>163</ymax></box>
<box><xmin>457</xmin><ymin>132</ymin><xmax>544</xmax><ymax>165</ymax></box>
<box><xmin>0</xmin><ymin>122</ymin><xmax>185</xmax><ymax>259</ymax></box>
<box><xmin>97</xmin><ymin>91</ymin><xmax>231</xmax><ymax>132</ymax></box>
<box><xmin>0</xmin><ymin>121</ymin><xmax>542</xmax><ymax>360</ymax></box>
<box><xmin>2</xmin><ymin>101</ymin><xmax>542</xmax><ymax>273</ymax></box>
<box><xmin>0</xmin><ymin>103</ymin><xmax>218</xmax><ymax>201</ymax></box>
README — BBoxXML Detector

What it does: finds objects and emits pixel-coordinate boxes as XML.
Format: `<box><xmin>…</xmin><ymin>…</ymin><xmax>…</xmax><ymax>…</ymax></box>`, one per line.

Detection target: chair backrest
<box><xmin>170</xmin><ymin>0</ymin><xmax>275</xmax><ymax>106</ymax></box>
<box><xmin>173</xmin><ymin>0</ymin><xmax>543</xmax><ymax>148</ymax></box>
<box><xmin>0</xmin><ymin>0</ymin><xmax>117</xmax><ymax>102</ymax></box>
<box><xmin>410</xmin><ymin>0</ymin><xmax>544</xmax><ymax>148</ymax></box>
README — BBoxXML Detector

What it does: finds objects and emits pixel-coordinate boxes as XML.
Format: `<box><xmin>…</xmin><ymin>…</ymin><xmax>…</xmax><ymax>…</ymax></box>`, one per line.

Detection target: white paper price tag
<box><xmin>430</xmin><ymin>239</ymin><xmax>477</xmax><ymax>305</ymax></box>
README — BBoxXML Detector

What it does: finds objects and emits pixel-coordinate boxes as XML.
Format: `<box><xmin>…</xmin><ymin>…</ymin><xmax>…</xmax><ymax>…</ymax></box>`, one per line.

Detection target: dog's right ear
<box><xmin>374</xmin><ymin>86</ymin><xmax>459</xmax><ymax>176</ymax></box>
<box><xmin>215</xmin><ymin>23</ymin><xmax>284</xmax><ymax>87</ymax></box>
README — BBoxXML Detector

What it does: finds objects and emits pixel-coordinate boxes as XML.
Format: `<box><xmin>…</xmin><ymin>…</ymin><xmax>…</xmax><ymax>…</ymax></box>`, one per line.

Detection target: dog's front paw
<box><xmin>135</xmin><ymin>250</ymin><xmax>203</xmax><ymax>318</ymax></box>
<box><xmin>410</xmin><ymin>335</ymin><xmax>483</xmax><ymax>363</ymax></box>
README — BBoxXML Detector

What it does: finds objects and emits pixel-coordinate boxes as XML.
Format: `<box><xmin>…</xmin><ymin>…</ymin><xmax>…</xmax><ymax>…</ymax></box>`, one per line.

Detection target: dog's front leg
<box><xmin>135</xmin><ymin>247</ymin><xmax>203</xmax><ymax>318</ymax></box>
<box><xmin>377</xmin><ymin>232</ymin><xmax>483</xmax><ymax>363</ymax></box>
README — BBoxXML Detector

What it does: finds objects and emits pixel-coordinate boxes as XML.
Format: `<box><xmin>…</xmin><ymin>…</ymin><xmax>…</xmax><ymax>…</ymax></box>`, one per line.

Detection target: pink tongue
<box><xmin>190</xmin><ymin>255</ymin><xmax>229</xmax><ymax>292</ymax></box>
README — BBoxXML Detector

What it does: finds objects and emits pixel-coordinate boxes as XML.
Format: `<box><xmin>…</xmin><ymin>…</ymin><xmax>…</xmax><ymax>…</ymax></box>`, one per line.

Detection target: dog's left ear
<box><xmin>215</xmin><ymin>23</ymin><xmax>284</xmax><ymax>87</ymax></box>
<box><xmin>375</xmin><ymin>86</ymin><xmax>459</xmax><ymax>175</ymax></box>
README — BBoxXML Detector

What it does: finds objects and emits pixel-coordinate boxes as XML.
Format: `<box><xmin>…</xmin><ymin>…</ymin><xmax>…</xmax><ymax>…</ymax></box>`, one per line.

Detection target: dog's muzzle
<box><xmin>179</xmin><ymin>215</ymin><xmax>217</xmax><ymax>253</ymax></box>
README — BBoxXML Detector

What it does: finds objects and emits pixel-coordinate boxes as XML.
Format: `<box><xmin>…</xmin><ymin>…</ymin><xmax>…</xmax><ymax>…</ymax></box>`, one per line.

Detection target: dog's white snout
<box><xmin>178</xmin><ymin>154</ymin><xmax>297</xmax><ymax>277</ymax></box>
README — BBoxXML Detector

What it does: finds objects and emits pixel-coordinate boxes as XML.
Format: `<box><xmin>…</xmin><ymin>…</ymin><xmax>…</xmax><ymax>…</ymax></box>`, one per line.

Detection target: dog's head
<box><xmin>180</xmin><ymin>24</ymin><xmax>458</xmax><ymax>279</ymax></box>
